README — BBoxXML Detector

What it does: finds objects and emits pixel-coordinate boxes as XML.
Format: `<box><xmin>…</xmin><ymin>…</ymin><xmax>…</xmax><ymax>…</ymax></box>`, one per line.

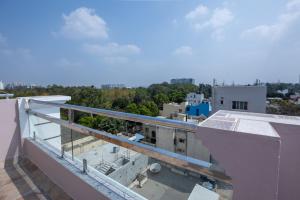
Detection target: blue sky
<box><xmin>1</xmin><ymin>0</ymin><xmax>300</xmax><ymax>87</ymax></box>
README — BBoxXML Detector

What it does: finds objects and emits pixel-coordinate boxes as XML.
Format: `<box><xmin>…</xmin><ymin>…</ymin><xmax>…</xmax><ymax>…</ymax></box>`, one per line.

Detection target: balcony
<box><xmin>1</xmin><ymin>96</ymin><xmax>300</xmax><ymax>200</ymax></box>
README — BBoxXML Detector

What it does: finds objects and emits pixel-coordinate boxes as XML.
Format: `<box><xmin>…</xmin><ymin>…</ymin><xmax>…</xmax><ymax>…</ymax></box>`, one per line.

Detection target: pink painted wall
<box><xmin>271</xmin><ymin>123</ymin><xmax>300</xmax><ymax>200</ymax></box>
<box><xmin>22</xmin><ymin>139</ymin><xmax>109</xmax><ymax>200</ymax></box>
<box><xmin>196</xmin><ymin>126</ymin><xmax>281</xmax><ymax>200</ymax></box>
<box><xmin>0</xmin><ymin>99</ymin><xmax>21</xmax><ymax>167</ymax></box>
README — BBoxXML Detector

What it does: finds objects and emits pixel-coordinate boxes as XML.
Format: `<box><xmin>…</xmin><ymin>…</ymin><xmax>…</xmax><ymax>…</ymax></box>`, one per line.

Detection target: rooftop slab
<box><xmin>200</xmin><ymin>110</ymin><xmax>300</xmax><ymax>137</ymax></box>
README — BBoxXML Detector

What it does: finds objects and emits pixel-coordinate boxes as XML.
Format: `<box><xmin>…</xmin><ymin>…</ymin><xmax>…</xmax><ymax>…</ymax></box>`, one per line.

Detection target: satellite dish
<box><xmin>149</xmin><ymin>163</ymin><xmax>161</xmax><ymax>173</ymax></box>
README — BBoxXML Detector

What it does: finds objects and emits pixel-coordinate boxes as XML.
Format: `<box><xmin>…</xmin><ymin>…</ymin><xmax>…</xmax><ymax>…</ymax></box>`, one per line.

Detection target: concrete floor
<box><xmin>0</xmin><ymin>158</ymin><xmax>72</xmax><ymax>200</ymax></box>
<box><xmin>132</xmin><ymin>165</ymin><xmax>202</xmax><ymax>200</ymax></box>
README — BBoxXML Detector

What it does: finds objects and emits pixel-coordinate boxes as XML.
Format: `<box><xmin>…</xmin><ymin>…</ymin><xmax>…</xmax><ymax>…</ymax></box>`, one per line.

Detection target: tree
<box><xmin>170</xmin><ymin>91</ymin><xmax>185</xmax><ymax>103</ymax></box>
<box><xmin>153</xmin><ymin>93</ymin><xmax>169</xmax><ymax>109</ymax></box>
<box><xmin>138</xmin><ymin>105</ymin><xmax>152</xmax><ymax>116</ymax></box>
<box><xmin>134</xmin><ymin>87</ymin><xmax>150</xmax><ymax>104</ymax></box>
<box><xmin>126</xmin><ymin>103</ymin><xmax>140</xmax><ymax>114</ymax></box>
<box><xmin>112</xmin><ymin>97</ymin><xmax>129</xmax><ymax>110</ymax></box>
<box><xmin>144</xmin><ymin>101</ymin><xmax>159</xmax><ymax>116</ymax></box>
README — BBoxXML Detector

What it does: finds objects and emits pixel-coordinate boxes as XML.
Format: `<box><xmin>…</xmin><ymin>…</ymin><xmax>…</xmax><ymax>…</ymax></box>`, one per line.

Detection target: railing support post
<box><xmin>68</xmin><ymin>109</ymin><xmax>74</xmax><ymax>160</ymax></box>
<box><xmin>60</xmin><ymin>145</ymin><xmax>65</xmax><ymax>159</ymax></box>
<box><xmin>82</xmin><ymin>159</ymin><xmax>87</xmax><ymax>174</ymax></box>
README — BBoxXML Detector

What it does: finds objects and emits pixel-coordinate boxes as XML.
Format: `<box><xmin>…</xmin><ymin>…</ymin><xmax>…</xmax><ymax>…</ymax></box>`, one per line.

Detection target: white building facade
<box><xmin>0</xmin><ymin>81</ymin><xmax>4</xmax><ymax>90</ymax></box>
<box><xmin>212</xmin><ymin>85</ymin><xmax>267</xmax><ymax>113</ymax></box>
<box><xmin>186</xmin><ymin>93</ymin><xmax>204</xmax><ymax>106</ymax></box>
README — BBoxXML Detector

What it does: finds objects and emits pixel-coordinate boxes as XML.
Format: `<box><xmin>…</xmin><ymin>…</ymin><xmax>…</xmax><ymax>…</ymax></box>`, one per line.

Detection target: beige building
<box><xmin>160</xmin><ymin>102</ymin><xmax>187</xmax><ymax>118</ymax></box>
<box><xmin>142</xmin><ymin>123</ymin><xmax>211</xmax><ymax>162</ymax></box>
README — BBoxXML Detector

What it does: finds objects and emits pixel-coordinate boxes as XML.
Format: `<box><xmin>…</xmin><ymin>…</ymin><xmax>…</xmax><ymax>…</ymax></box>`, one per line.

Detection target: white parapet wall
<box><xmin>18</xmin><ymin>95</ymin><xmax>71</xmax><ymax>150</ymax></box>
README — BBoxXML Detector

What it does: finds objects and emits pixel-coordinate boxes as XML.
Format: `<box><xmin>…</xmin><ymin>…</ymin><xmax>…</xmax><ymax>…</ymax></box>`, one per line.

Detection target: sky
<box><xmin>1</xmin><ymin>0</ymin><xmax>300</xmax><ymax>87</ymax></box>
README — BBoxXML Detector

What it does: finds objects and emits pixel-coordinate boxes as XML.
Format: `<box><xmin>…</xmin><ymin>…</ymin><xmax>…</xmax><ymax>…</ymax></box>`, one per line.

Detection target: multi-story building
<box><xmin>185</xmin><ymin>93</ymin><xmax>211</xmax><ymax>117</ymax></box>
<box><xmin>170</xmin><ymin>78</ymin><xmax>195</xmax><ymax>85</ymax></box>
<box><xmin>186</xmin><ymin>101</ymin><xmax>211</xmax><ymax>117</ymax></box>
<box><xmin>101</xmin><ymin>84</ymin><xmax>126</xmax><ymax>89</ymax></box>
<box><xmin>0</xmin><ymin>81</ymin><xmax>4</xmax><ymax>90</ymax></box>
<box><xmin>212</xmin><ymin>84</ymin><xmax>267</xmax><ymax>113</ymax></box>
<box><xmin>142</xmin><ymin>123</ymin><xmax>211</xmax><ymax>162</ymax></box>
<box><xmin>186</xmin><ymin>93</ymin><xmax>204</xmax><ymax>106</ymax></box>
<box><xmin>160</xmin><ymin>102</ymin><xmax>187</xmax><ymax>118</ymax></box>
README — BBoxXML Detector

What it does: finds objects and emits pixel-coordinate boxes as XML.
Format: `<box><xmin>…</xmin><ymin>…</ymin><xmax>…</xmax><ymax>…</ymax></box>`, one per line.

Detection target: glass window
<box><xmin>232</xmin><ymin>101</ymin><xmax>237</xmax><ymax>109</ymax></box>
<box><xmin>179</xmin><ymin>138</ymin><xmax>185</xmax><ymax>143</ymax></box>
<box><xmin>232</xmin><ymin>101</ymin><xmax>248</xmax><ymax>110</ymax></box>
<box><xmin>244</xmin><ymin>102</ymin><xmax>248</xmax><ymax>110</ymax></box>
<box><xmin>151</xmin><ymin>131</ymin><xmax>156</xmax><ymax>138</ymax></box>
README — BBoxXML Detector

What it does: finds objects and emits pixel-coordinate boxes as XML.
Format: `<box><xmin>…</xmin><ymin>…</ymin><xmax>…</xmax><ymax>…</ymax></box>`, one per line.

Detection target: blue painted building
<box><xmin>185</xmin><ymin>101</ymin><xmax>211</xmax><ymax>117</ymax></box>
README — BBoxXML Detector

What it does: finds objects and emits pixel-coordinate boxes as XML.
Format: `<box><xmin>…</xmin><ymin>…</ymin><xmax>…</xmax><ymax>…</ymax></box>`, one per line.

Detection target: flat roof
<box><xmin>188</xmin><ymin>184</ymin><xmax>219</xmax><ymax>200</ymax></box>
<box><xmin>200</xmin><ymin>110</ymin><xmax>300</xmax><ymax>137</ymax></box>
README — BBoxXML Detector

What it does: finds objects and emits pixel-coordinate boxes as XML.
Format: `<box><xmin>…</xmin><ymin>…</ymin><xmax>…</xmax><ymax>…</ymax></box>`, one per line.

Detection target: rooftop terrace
<box><xmin>0</xmin><ymin>96</ymin><xmax>300</xmax><ymax>200</ymax></box>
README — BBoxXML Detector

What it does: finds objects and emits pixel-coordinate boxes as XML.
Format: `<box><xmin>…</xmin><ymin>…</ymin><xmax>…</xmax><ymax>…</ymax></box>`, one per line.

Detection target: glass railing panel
<box><xmin>28</xmin><ymin>113</ymin><xmax>233</xmax><ymax>200</ymax></box>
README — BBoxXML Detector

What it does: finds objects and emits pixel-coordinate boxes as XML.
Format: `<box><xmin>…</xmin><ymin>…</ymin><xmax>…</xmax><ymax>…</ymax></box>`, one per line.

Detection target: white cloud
<box><xmin>83</xmin><ymin>43</ymin><xmax>141</xmax><ymax>64</ymax></box>
<box><xmin>185</xmin><ymin>5</ymin><xmax>209</xmax><ymax>21</ymax></box>
<box><xmin>60</xmin><ymin>7</ymin><xmax>108</xmax><ymax>40</ymax></box>
<box><xmin>173</xmin><ymin>46</ymin><xmax>193</xmax><ymax>56</ymax></box>
<box><xmin>206</xmin><ymin>8</ymin><xmax>234</xmax><ymax>29</ymax></box>
<box><xmin>287</xmin><ymin>0</ymin><xmax>300</xmax><ymax>11</ymax></box>
<box><xmin>186</xmin><ymin>5</ymin><xmax>234</xmax><ymax>40</ymax></box>
<box><xmin>241</xmin><ymin>0</ymin><xmax>300</xmax><ymax>40</ymax></box>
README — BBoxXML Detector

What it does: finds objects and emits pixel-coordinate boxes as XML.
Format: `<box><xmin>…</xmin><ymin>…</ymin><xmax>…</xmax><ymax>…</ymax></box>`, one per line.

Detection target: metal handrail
<box><xmin>0</xmin><ymin>93</ymin><xmax>14</xmax><ymax>99</ymax></box>
<box><xmin>29</xmin><ymin>99</ymin><xmax>198</xmax><ymax>132</ymax></box>
<box><xmin>28</xmin><ymin>99</ymin><xmax>232</xmax><ymax>183</ymax></box>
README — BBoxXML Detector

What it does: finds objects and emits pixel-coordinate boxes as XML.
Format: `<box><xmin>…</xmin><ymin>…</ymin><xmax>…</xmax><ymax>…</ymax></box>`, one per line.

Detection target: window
<box><xmin>232</xmin><ymin>101</ymin><xmax>248</xmax><ymax>110</ymax></box>
<box><xmin>186</xmin><ymin>106</ymin><xmax>190</xmax><ymax>112</ymax></box>
<box><xmin>179</xmin><ymin>138</ymin><xmax>185</xmax><ymax>143</ymax></box>
<box><xmin>220</xmin><ymin>97</ymin><xmax>224</xmax><ymax>105</ymax></box>
<box><xmin>232</xmin><ymin>101</ymin><xmax>237</xmax><ymax>109</ymax></box>
<box><xmin>151</xmin><ymin>130</ymin><xmax>156</xmax><ymax>138</ymax></box>
<box><xmin>196</xmin><ymin>109</ymin><xmax>199</xmax><ymax>116</ymax></box>
<box><xmin>150</xmin><ymin>138</ymin><xmax>156</xmax><ymax>144</ymax></box>
<box><xmin>179</xmin><ymin>109</ymin><xmax>182</xmax><ymax>113</ymax></box>
<box><xmin>145</xmin><ymin>127</ymin><xmax>149</xmax><ymax>133</ymax></box>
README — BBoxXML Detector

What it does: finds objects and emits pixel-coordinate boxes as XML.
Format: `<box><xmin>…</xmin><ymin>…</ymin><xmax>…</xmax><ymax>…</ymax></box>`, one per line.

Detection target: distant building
<box><xmin>170</xmin><ymin>78</ymin><xmax>195</xmax><ymax>85</ymax></box>
<box><xmin>185</xmin><ymin>93</ymin><xmax>211</xmax><ymax>117</ymax></box>
<box><xmin>186</xmin><ymin>102</ymin><xmax>211</xmax><ymax>117</ymax></box>
<box><xmin>160</xmin><ymin>102</ymin><xmax>187</xmax><ymax>118</ymax></box>
<box><xmin>142</xmin><ymin>123</ymin><xmax>211</xmax><ymax>162</ymax></box>
<box><xmin>101</xmin><ymin>84</ymin><xmax>126</xmax><ymax>89</ymax></box>
<box><xmin>212</xmin><ymin>85</ymin><xmax>267</xmax><ymax>113</ymax></box>
<box><xmin>4</xmin><ymin>82</ymin><xmax>35</xmax><ymax>89</ymax></box>
<box><xmin>186</xmin><ymin>93</ymin><xmax>204</xmax><ymax>106</ymax></box>
<box><xmin>277</xmin><ymin>89</ymin><xmax>289</xmax><ymax>96</ymax></box>
<box><xmin>0</xmin><ymin>81</ymin><xmax>4</xmax><ymax>90</ymax></box>
<box><xmin>290</xmin><ymin>92</ymin><xmax>300</xmax><ymax>101</ymax></box>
